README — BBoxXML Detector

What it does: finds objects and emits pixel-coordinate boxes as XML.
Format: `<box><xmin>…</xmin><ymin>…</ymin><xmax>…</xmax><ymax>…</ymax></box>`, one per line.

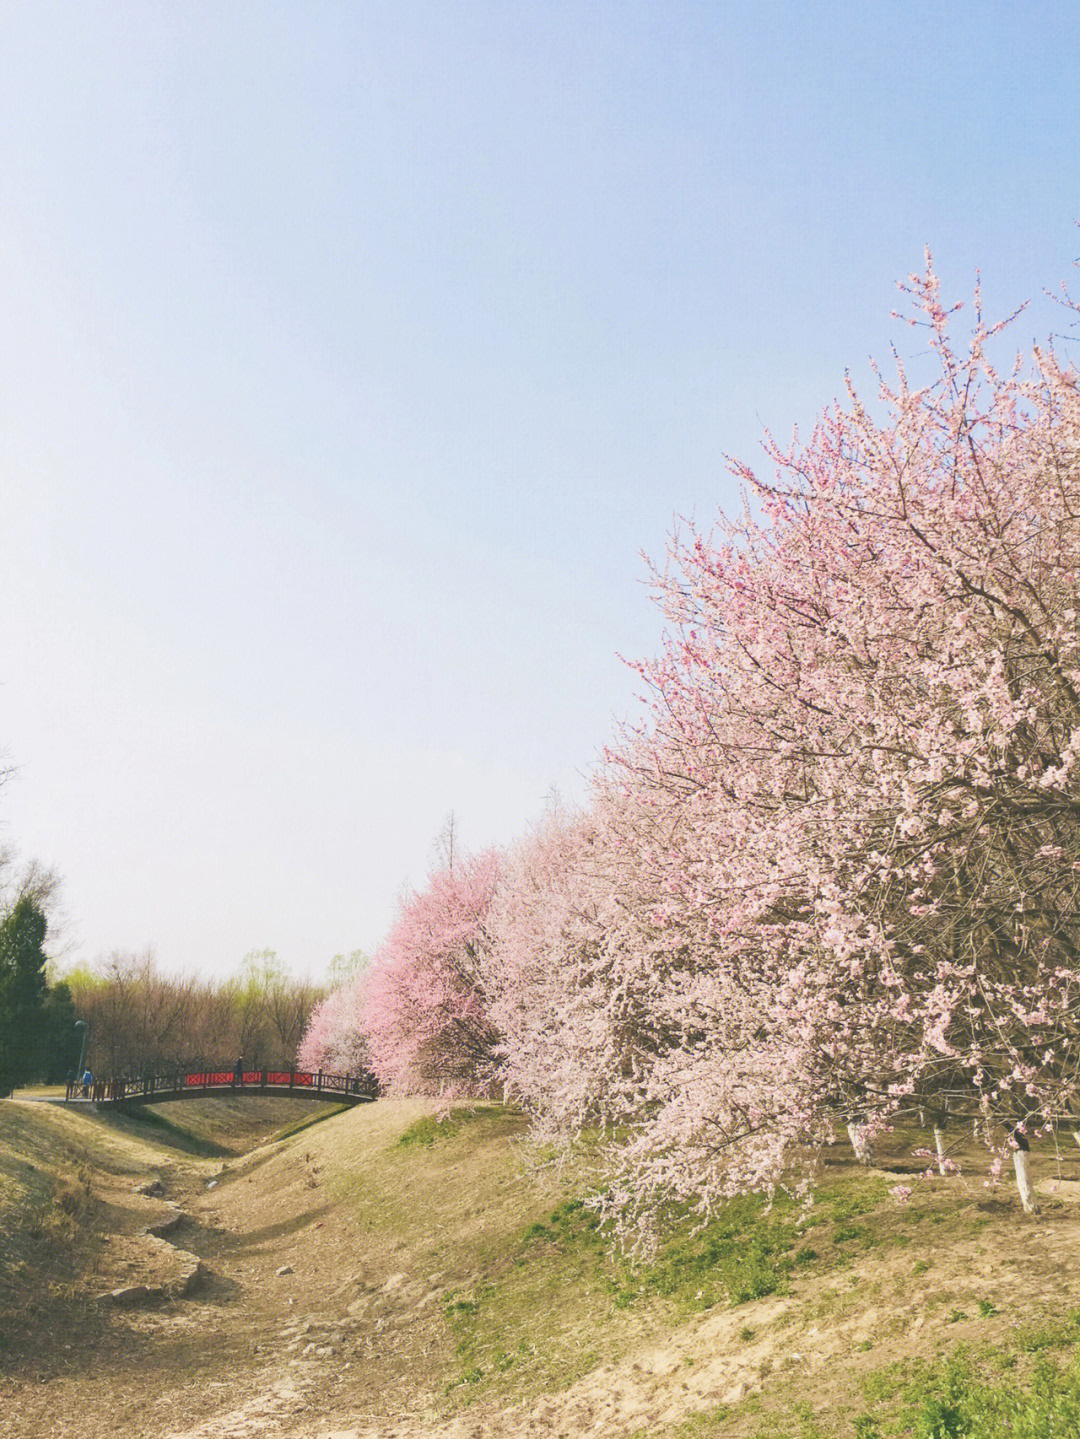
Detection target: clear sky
<box><xmin>2</xmin><ymin>2</ymin><xmax>1079</xmax><ymax>979</ymax></box>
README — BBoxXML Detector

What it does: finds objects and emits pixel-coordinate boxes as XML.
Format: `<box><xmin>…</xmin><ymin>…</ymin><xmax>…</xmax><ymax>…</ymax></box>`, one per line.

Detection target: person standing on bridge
<box><xmin>233</xmin><ymin>1056</ymin><xmax>243</xmax><ymax>1087</ymax></box>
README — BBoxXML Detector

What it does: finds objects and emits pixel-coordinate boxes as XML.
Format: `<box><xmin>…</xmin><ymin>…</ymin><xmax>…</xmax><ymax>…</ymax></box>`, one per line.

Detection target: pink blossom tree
<box><xmin>297</xmin><ymin>974</ymin><xmax>369</xmax><ymax>1075</ymax></box>
<box><xmin>488</xmin><ymin>256</ymin><xmax>1080</xmax><ymax>1223</ymax></box>
<box><xmin>611</xmin><ymin>257</ymin><xmax>1080</xmax><ymax>1213</ymax></box>
<box><xmin>360</xmin><ymin>848</ymin><xmax>501</xmax><ymax>1096</ymax></box>
<box><xmin>485</xmin><ymin>803</ymin><xmax>662</xmax><ymax>1139</ymax></box>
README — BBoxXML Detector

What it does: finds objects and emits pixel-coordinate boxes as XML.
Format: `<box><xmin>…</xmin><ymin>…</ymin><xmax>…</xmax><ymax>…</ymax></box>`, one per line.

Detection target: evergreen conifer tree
<box><xmin>0</xmin><ymin>896</ymin><xmax>49</xmax><ymax>1096</ymax></box>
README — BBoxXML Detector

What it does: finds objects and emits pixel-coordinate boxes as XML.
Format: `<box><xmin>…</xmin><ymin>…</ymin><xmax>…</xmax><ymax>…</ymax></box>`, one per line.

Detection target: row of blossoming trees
<box><xmin>302</xmin><ymin>259</ymin><xmax>1080</xmax><ymax>1222</ymax></box>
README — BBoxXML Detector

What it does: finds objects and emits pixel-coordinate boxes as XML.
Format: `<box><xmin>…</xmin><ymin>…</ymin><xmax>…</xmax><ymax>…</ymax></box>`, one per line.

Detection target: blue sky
<box><xmin>2</xmin><ymin>2</ymin><xmax>1079</xmax><ymax>977</ymax></box>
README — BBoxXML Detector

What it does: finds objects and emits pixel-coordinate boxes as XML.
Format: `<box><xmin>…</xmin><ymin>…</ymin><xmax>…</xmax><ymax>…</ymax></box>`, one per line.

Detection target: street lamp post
<box><xmin>72</xmin><ymin>1020</ymin><xmax>89</xmax><ymax>1099</ymax></box>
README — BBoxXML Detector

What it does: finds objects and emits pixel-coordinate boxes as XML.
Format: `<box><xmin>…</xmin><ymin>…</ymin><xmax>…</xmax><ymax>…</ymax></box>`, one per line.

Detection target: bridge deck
<box><xmin>65</xmin><ymin>1067</ymin><xmax>377</xmax><ymax>1108</ymax></box>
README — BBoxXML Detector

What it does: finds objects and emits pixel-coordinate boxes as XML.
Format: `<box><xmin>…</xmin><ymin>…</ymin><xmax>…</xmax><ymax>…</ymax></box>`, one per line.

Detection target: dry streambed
<box><xmin>97</xmin><ymin>1181</ymin><xmax>204</xmax><ymax>1307</ymax></box>
<box><xmin>157</xmin><ymin>1119</ymin><xmax>1080</xmax><ymax>1439</ymax></box>
<box><xmin>158</xmin><ymin>1213</ymin><xmax>1080</xmax><ymax>1439</ymax></box>
<box><xmin>5</xmin><ymin>1098</ymin><xmax>1080</xmax><ymax>1439</ymax></box>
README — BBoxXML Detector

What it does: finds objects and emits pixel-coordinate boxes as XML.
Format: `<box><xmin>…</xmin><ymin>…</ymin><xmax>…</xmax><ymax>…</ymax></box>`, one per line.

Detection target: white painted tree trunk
<box><xmin>1013</xmin><ymin>1147</ymin><xmax>1037</xmax><ymax>1214</ymax></box>
<box><xmin>847</xmin><ymin>1121</ymin><xmax>871</xmax><ymax>1165</ymax></box>
<box><xmin>933</xmin><ymin>1126</ymin><xmax>948</xmax><ymax>1176</ymax></box>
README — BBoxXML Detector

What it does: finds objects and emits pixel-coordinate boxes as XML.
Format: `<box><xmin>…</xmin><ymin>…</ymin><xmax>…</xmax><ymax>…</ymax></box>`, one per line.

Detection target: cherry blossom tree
<box><xmin>297</xmin><ymin>975</ymin><xmax>369</xmax><ymax>1075</ymax></box>
<box><xmin>605</xmin><ymin>257</ymin><xmax>1080</xmax><ymax>1213</ymax></box>
<box><xmin>484</xmin><ymin>791</ymin><xmax>832</xmax><ymax>1234</ymax></box>
<box><xmin>486</xmin><ymin>256</ymin><xmax>1080</xmax><ymax>1223</ymax></box>
<box><xmin>485</xmin><ymin>804</ymin><xmax>655</xmax><ymax>1138</ymax></box>
<box><xmin>360</xmin><ymin>848</ymin><xmax>501</xmax><ymax>1096</ymax></box>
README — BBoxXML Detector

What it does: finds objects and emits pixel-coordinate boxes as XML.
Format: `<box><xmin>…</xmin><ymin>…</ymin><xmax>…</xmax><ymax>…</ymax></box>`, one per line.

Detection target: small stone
<box><xmin>276</xmin><ymin>1264</ymin><xmax>294</xmax><ymax>1276</ymax></box>
<box><xmin>176</xmin><ymin>1261</ymin><xmax>206</xmax><ymax>1297</ymax></box>
<box><xmin>146</xmin><ymin>1212</ymin><xmax>186</xmax><ymax>1238</ymax></box>
<box><xmin>106</xmin><ymin>1285</ymin><xmax>153</xmax><ymax>1306</ymax></box>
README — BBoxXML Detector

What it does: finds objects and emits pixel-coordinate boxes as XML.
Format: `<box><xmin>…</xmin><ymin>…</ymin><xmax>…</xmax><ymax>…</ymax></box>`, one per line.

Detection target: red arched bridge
<box><xmin>65</xmin><ymin>1067</ymin><xmax>377</xmax><ymax>1108</ymax></box>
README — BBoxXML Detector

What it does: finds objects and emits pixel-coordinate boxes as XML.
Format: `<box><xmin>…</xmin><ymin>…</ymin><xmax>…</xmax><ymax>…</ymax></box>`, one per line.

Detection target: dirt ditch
<box><xmin>4</xmin><ymin>1095</ymin><xmax>1080</xmax><ymax>1439</ymax></box>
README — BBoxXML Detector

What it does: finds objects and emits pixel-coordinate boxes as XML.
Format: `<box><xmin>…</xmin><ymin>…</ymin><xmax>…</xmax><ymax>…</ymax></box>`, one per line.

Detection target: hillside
<box><xmin>3</xmin><ymin>1096</ymin><xmax>1080</xmax><ymax>1437</ymax></box>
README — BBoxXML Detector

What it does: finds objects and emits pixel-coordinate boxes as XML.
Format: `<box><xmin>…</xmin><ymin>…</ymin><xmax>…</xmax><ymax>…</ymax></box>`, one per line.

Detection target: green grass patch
<box><xmin>832</xmin><ymin>1223</ymin><xmax>864</xmax><ymax>1244</ymax></box>
<box><xmin>442</xmin><ymin>1179</ymin><xmax>902</xmax><ymax>1405</ymax></box>
<box><xmin>663</xmin><ymin>1406</ymin><xmax>732</xmax><ymax>1436</ymax></box>
<box><xmin>868</xmin><ymin>1350</ymin><xmax>1080</xmax><ymax>1437</ymax></box>
<box><xmin>1014</xmin><ymin>1309</ymin><xmax>1080</xmax><ymax>1353</ymax></box>
<box><xmin>634</xmin><ymin>1192</ymin><xmax>804</xmax><ymax>1312</ymax></box>
<box><xmin>676</xmin><ymin>1331</ymin><xmax>1080</xmax><ymax>1438</ymax></box>
<box><xmin>846</xmin><ymin>1319</ymin><xmax>1080</xmax><ymax>1436</ymax></box>
<box><xmin>396</xmin><ymin>1106</ymin><xmax>512</xmax><ymax>1149</ymax></box>
<box><xmin>439</xmin><ymin>1168</ymin><xmax>914</xmax><ymax>1405</ymax></box>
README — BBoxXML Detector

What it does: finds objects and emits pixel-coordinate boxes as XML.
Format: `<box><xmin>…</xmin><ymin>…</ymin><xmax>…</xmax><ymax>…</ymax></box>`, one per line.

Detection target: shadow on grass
<box><xmin>113</xmin><ymin>1105</ymin><xmax>232</xmax><ymax>1158</ymax></box>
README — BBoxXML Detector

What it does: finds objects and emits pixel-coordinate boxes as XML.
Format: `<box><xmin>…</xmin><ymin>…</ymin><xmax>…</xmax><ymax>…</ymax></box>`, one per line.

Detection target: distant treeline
<box><xmin>62</xmin><ymin>949</ymin><xmax>332</xmax><ymax>1078</ymax></box>
<box><xmin>1</xmin><ymin>836</ymin><xmax>361</xmax><ymax>1091</ymax></box>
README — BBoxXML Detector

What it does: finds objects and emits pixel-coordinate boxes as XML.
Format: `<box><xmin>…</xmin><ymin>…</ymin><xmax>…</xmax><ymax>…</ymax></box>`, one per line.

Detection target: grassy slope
<box><xmin>111</xmin><ymin>1092</ymin><xmax>348</xmax><ymax>1155</ymax></box>
<box><xmin>7</xmin><ymin>1095</ymin><xmax>1080</xmax><ymax>1436</ymax></box>
<box><xmin>206</xmin><ymin>1100</ymin><xmax>1080</xmax><ymax>1434</ymax></box>
<box><xmin>0</xmin><ymin>1092</ymin><xmax>342</xmax><ymax>1360</ymax></box>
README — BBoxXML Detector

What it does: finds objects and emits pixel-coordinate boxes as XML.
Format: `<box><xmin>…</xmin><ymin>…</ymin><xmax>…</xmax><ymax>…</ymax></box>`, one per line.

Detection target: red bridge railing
<box><xmin>64</xmin><ymin>1066</ymin><xmax>378</xmax><ymax>1106</ymax></box>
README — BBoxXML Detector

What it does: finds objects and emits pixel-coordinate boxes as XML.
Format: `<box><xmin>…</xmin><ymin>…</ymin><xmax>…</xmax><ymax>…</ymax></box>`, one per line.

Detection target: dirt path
<box><xmin>2</xmin><ymin>1104</ymin><xmax>456</xmax><ymax>1439</ymax></box>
